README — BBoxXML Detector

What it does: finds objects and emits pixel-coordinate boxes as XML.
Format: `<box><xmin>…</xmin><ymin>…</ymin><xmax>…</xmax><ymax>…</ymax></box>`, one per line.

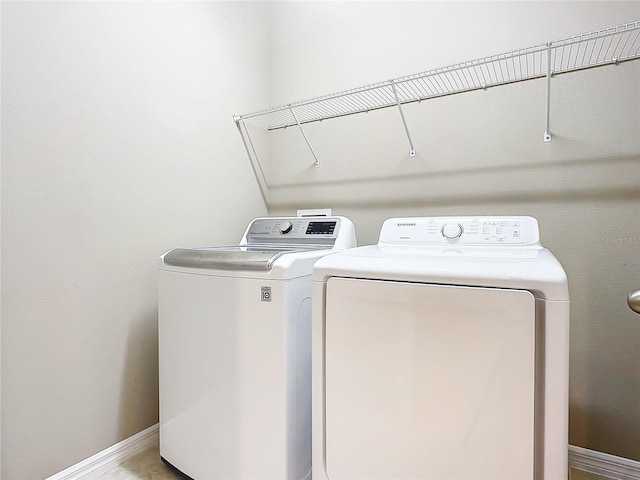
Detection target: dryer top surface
<box><xmin>313</xmin><ymin>216</ymin><xmax>568</xmax><ymax>301</ymax></box>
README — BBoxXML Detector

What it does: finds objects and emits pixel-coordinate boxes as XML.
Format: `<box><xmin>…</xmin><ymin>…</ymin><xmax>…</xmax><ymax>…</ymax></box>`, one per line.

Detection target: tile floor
<box><xmin>97</xmin><ymin>443</ymin><xmax>612</xmax><ymax>480</ymax></box>
<box><xmin>94</xmin><ymin>442</ymin><xmax>183</xmax><ymax>480</ymax></box>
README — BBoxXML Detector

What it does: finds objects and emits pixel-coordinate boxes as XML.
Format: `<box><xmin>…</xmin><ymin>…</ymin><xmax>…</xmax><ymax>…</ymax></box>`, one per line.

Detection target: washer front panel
<box><xmin>324</xmin><ymin>278</ymin><xmax>536</xmax><ymax>479</ymax></box>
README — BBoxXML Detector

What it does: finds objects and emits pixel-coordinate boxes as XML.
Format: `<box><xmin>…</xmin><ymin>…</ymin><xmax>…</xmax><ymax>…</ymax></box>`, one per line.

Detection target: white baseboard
<box><xmin>46</xmin><ymin>432</ymin><xmax>639</xmax><ymax>480</ymax></box>
<box><xmin>570</xmin><ymin>445</ymin><xmax>640</xmax><ymax>480</ymax></box>
<box><xmin>45</xmin><ymin>423</ymin><xmax>159</xmax><ymax>480</ymax></box>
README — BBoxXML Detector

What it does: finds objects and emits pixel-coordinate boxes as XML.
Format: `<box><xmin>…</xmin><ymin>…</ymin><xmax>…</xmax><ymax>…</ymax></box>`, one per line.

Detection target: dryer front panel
<box><xmin>324</xmin><ymin>278</ymin><xmax>536</xmax><ymax>479</ymax></box>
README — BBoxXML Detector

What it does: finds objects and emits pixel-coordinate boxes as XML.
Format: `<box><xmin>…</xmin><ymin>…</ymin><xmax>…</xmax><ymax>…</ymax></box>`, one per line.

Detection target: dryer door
<box><xmin>324</xmin><ymin>278</ymin><xmax>536</xmax><ymax>480</ymax></box>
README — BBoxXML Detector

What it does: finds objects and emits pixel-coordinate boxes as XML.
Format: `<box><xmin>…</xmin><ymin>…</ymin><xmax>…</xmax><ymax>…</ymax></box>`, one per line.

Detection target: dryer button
<box><xmin>441</xmin><ymin>223</ymin><xmax>463</xmax><ymax>239</ymax></box>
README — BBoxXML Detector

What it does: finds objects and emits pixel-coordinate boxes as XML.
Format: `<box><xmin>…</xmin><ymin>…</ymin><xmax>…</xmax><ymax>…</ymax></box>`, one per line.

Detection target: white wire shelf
<box><xmin>234</xmin><ymin>21</ymin><xmax>640</xmax><ymax>130</ymax></box>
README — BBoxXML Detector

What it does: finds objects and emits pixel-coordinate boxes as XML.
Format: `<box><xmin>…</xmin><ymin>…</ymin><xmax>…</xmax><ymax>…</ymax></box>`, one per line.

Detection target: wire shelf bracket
<box><xmin>234</xmin><ymin>20</ymin><xmax>640</xmax><ymax>167</ymax></box>
<box><xmin>391</xmin><ymin>82</ymin><xmax>416</xmax><ymax>156</ymax></box>
<box><xmin>545</xmin><ymin>43</ymin><xmax>553</xmax><ymax>143</ymax></box>
<box><xmin>290</xmin><ymin>106</ymin><xmax>320</xmax><ymax>168</ymax></box>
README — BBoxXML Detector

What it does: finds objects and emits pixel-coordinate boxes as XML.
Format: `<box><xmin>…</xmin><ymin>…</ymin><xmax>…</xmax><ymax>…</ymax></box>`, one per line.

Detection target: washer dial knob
<box><xmin>280</xmin><ymin>221</ymin><xmax>293</xmax><ymax>234</ymax></box>
<box><xmin>441</xmin><ymin>223</ymin><xmax>463</xmax><ymax>239</ymax></box>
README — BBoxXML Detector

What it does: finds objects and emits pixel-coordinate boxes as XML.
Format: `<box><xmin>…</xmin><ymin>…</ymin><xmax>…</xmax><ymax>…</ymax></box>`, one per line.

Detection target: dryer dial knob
<box><xmin>280</xmin><ymin>221</ymin><xmax>293</xmax><ymax>234</ymax></box>
<box><xmin>441</xmin><ymin>223</ymin><xmax>463</xmax><ymax>239</ymax></box>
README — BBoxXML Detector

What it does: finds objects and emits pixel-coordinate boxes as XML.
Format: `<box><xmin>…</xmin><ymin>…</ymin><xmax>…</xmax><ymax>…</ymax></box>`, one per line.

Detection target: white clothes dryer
<box><xmin>159</xmin><ymin>216</ymin><xmax>356</xmax><ymax>480</ymax></box>
<box><xmin>312</xmin><ymin>216</ymin><xmax>569</xmax><ymax>480</ymax></box>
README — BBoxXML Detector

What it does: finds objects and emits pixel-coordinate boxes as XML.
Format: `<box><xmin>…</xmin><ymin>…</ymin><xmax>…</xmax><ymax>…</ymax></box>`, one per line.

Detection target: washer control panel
<box><xmin>245</xmin><ymin>217</ymin><xmax>340</xmax><ymax>245</ymax></box>
<box><xmin>380</xmin><ymin>216</ymin><xmax>540</xmax><ymax>246</ymax></box>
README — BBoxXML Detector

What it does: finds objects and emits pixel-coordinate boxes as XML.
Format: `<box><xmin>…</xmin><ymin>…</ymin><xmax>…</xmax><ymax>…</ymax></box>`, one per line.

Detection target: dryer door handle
<box><xmin>628</xmin><ymin>290</ymin><xmax>640</xmax><ymax>314</ymax></box>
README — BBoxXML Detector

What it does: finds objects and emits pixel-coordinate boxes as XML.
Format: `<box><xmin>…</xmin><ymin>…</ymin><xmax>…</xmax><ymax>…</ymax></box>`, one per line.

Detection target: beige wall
<box><xmin>265</xmin><ymin>1</ymin><xmax>640</xmax><ymax>461</ymax></box>
<box><xmin>1</xmin><ymin>2</ymin><xmax>267</xmax><ymax>478</ymax></box>
<box><xmin>2</xmin><ymin>2</ymin><xmax>638</xmax><ymax>478</ymax></box>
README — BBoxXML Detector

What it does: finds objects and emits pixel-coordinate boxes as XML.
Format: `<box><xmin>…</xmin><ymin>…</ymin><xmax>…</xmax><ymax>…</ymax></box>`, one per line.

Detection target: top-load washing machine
<box><xmin>159</xmin><ymin>216</ymin><xmax>356</xmax><ymax>480</ymax></box>
<box><xmin>312</xmin><ymin>216</ymin><xmax>569</xmax><ymax>480</ymax></box>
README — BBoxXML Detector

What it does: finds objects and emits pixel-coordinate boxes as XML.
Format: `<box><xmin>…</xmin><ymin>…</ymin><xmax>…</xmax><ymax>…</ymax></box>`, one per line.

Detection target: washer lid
<box><xmin>163</xmin><ymin>245</ymin><xmax>329</xmax><ymax>271</ymax></box>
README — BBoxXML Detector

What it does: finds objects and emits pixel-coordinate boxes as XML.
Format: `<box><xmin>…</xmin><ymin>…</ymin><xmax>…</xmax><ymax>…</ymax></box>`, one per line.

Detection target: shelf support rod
<box><xmin>289</xmin><ymin>106</ymin><xmax>320</xmax><ymax>168</ymax></box>
<box><xmin>544</xmin><ymin>43</ymin><xmax>553</xmax><ymax>143</ymax></box>
<box><xmin>235</xmin><ymin>118</ymin><xmax>269</xmax><ymax>204</ymax></box>
<box><xmin>391</xmin><ymin>82</ymin><xmax>416</xmax><ymax>157</ymax></box>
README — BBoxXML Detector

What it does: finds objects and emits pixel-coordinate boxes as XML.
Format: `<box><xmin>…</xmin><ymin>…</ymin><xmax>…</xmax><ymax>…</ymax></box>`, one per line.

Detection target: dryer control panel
<box><xmin>379</xmin><ymin>216</ymin><xmax>540</xmax><ymax>247</ymax></box>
